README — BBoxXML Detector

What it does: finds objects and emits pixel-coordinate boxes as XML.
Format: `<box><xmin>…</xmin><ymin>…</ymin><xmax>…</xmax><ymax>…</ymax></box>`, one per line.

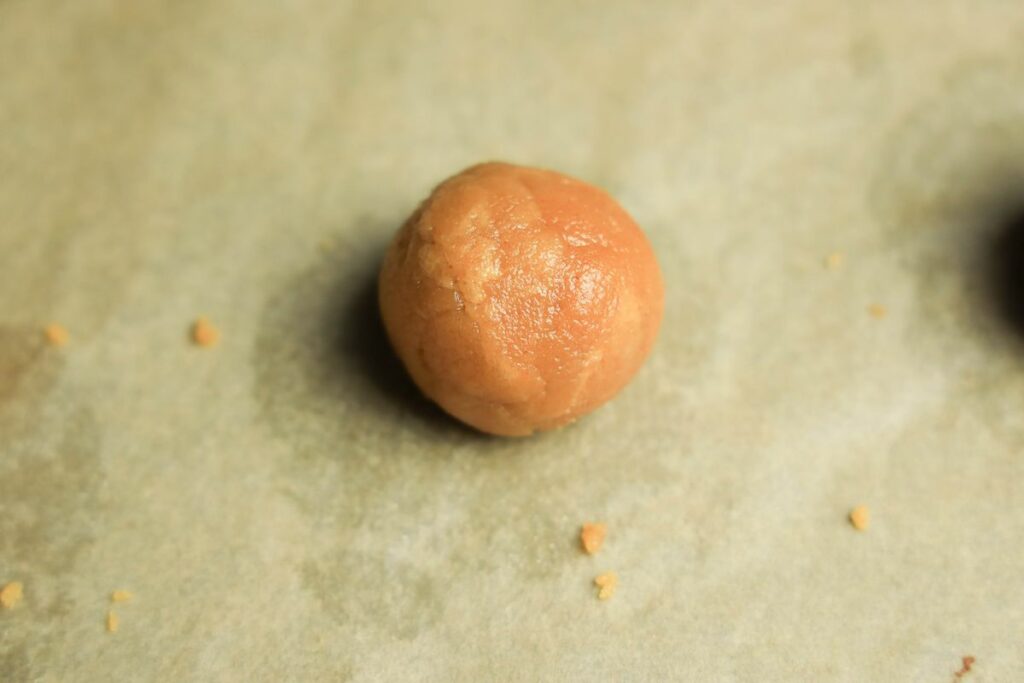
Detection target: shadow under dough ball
<box><xmin>378</xmin><ymin>162</ymin><xmax>664</xmax><ymax>436</ymax></box>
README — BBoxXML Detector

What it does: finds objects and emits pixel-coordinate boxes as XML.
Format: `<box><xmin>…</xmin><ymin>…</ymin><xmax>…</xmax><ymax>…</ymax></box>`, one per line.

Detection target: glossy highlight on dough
<box><xmin>379</xmin><ymin>162</ymin><xmax>664</xmax><ymax>436</ymax></box>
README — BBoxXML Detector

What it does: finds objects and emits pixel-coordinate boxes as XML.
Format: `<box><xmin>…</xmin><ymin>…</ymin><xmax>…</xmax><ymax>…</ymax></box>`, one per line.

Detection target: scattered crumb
<box><xmin>868</xmin><ymin>304</ymin><xmax>887</xmax><ymax>319</ymax></box>
<box><xmin>954</xmin><ymin>655</ymin><xmax>976</xmax><ymax>679</ymax></box>
<box><xmin>44</xmin><ymin>323</ymin><xmax>69</xmax><ymax>347</ymax></box>
<box><xmin>191</xmin><ymin>317</ymin><xmax>220</xmax><ymax>347</ymax></box>
<box><xmin>580</xmin><ymin>522</ymin><xmax>607</xmax><ymax>555</ymax></box>
<box><xmin>824</xmin><ymin>252</ymin><xmax>845</xmax><ymax>270</ymax></box>
<box><xmin>594</xmin><ymin>572</ymin><xmax>618</xmax><ymax>601</ymax></box>
<box><xmin>106</xmin><ymin>610</ymin><xmax>119</xmax><ymax>633</ymax></box>
<box><xmin>111</xmin><ymin>590</ymin><xmax>133</xmax><ymax>603</ymax></box>
<box><xmin>849</xmin><ymin>505</ymin><xmax>870</xmax><ymax>531</ymax></box>
<box><xmin>1</xmin><ymin>581</ymin><xmax>24</xmax><ymax>609</ymax></box>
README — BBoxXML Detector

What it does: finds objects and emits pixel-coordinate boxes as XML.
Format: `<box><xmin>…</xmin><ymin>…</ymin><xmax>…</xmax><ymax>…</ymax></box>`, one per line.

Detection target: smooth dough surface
<box><xmin>379</xmin><ymin>162</ymin><xmax>664</xmax><ymax>436</ymax></box>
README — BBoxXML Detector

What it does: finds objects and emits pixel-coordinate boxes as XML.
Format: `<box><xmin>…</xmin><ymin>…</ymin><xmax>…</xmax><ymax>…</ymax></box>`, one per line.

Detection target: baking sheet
<box><xmin>3</xmin><ymin>1</ymin><xmax>1024</xmax><ymax>680</ymax></box>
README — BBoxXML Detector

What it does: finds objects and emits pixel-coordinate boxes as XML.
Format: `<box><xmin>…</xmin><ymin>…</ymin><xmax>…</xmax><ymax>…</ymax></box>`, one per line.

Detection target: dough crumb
<box><xmin>954</xmin><ymin>655</ymin><xmax>975</xmax><ymax>679</ymax></box>
<box><xmin>580</xmin><ymin>523</ymin><xmax>607</xmax><ymax>555</ymax></box>
<box><xmin>868</xmin><ymin>304</ymin><xmax>887</xmax><ymax>319</ymax></box>
<box><xmin>1</xmin><ymin>581</ymin><xmax>24</xmax><ymax>609</ymax></box>
<box><xmin>594</xmin><ymin>572</ymin><xmax>618</xmax><ymax>601</ymax></box>
<box><xmin>824</xmin><ymin>252</ymin><xmax>845</xmax><ymax>270</ymax></box>
<box><xmin>191</xmin><ymin>317</ymin><xmax>220</xmax><ymax>347</ymax></box>
<box><xmin>106</xmin><ymin>610</ymin><xmax>119</xmax><ymax>633</ymax></box>
<box><xmin>849</xmin><ymin>505</ymin><xmax>870</xmax><ymax>531</ymax></box>
<box><xmin>44</xmin><ymin>323</ymin><xmax>69</xmax><ymax>347</ymax></box>
<box><xmin>111</xmin><ymin>590</ymin><xmax>133</xmax><ymax>603</ymax></box>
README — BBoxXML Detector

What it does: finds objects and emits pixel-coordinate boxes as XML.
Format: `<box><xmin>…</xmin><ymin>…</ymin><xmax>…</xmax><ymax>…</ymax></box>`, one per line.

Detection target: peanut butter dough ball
<box><xmin>378</xmin><ymin>162</ymin><xmax>664</xmax><ymax>436</ymax></box>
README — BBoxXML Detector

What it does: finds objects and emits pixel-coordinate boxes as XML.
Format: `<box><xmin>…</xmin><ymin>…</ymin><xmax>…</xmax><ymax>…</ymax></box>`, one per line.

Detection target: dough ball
<box><xmin>378</xmin><ymin>162</ymin><xmax>664</xmax><ymax>436</ymax></box>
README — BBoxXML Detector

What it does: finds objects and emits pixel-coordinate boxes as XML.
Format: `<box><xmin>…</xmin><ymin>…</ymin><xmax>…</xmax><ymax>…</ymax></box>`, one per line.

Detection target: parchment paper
<box><xmin>3</xmin><ymin>1</ymin><xmax>1024</xmax><ymax>680</ymax></box>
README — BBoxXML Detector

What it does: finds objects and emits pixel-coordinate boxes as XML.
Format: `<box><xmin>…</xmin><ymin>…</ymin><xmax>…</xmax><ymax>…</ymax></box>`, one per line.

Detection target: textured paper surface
<box><xmin>3</xmin><ymin>1</ymin><xmax>1024</xmax><ymax>680</ymax></box>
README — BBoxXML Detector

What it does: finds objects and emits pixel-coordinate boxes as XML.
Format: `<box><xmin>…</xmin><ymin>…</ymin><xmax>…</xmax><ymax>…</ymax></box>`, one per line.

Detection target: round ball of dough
<box><xmin>378</xmin><ymin>162</ymin><xmax>664</xmax><ymax>436</ymax></box>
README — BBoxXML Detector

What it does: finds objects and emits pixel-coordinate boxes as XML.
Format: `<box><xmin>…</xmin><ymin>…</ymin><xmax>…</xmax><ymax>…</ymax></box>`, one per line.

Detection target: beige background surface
<box><xmin>3</xmin><ymin>1</ymin><xmax>1024</xmax><ymax>681</ymax></box>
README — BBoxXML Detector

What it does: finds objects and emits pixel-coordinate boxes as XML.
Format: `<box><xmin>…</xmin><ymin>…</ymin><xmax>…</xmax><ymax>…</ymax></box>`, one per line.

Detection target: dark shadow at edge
<box><xmin>986</xmin><ymin>199</ymin><xmax>1024</xmax><ymax>344</ymax></box>
<box><xmin>331</xmin><ymin>249</ymin><xmax>488</xmax><ymax>440</ymax></box>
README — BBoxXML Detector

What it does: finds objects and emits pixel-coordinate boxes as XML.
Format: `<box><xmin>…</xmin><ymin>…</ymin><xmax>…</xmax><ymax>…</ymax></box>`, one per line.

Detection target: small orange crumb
<box><xmin>824</xmin><ymin>252</ymin><xmax>845</xmax><ymax>270</ymax></box>
<box><xmin>44</xmin><ymin>323</ymin><xmax>69</xmax><ymax>347</ymax></box>
<box><xmin>849</xmin><ymin>505</ymin><xmax>870</xmax><ymax>531</ymax></box>
<box><xmin>191</xmin><ymin>317</ymin><xmax>220</xmax><ymax>347</ymax></box>
<box><xmin>106</xmin><ymin>610</ymin><xmax>119</xmax><ymax>633</ymax></box>
<box><xmin>594</xmin><ymin>572</ymin><xmax>618</xmax><ymax>601</ymax></box>
<box><xmin>111</xmin><ymin>590</ymin><xmax>133</xmax><ymax>603</ymax></box>
<box><xmin>954</xmin><ymin>655</ymin><xmax>975</xmax><ymax>679</ymax></box>
<box><xmin>580</xmin><ymin>523</ymin><xmax>607</xmax><ymax>555</ymax></box>
<box><xmin>868</xmin><ymin>304</ymin><xmax>887</xmax><ymax>319</ymax></box>
<box><xmin>1</xmin><ymin>581</ymin><xmax>24</xmax><ymax>609</ymax></box>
